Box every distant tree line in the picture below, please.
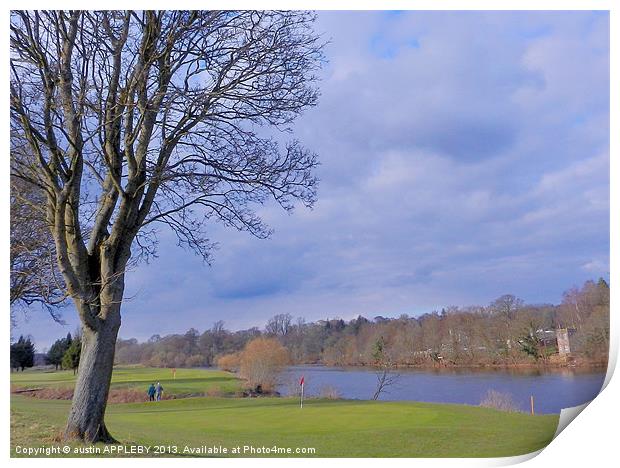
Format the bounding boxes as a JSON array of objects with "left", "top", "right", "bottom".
[
  {"left": 114, "top": 321, "right": 261, "bottom": 368},
  {"left": 10, "top": 332, "right": 81, "bottom": 374},
  {"left": 111, "top": 278, "right": 609, "bottom": 369}
]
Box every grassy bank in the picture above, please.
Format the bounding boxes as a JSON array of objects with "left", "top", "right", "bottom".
[{"left": 11, "top": 394, "right": 558, "bottom": 458}]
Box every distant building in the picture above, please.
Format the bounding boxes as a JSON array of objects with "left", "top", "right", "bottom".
[
  {"left": 534, "top": 328, "right": 574, "bottom": 356},
  {"left": 556, "top": 328, "right": 571, "bottom": 355}
]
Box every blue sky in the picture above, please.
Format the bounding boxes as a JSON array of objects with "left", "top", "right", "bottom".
[{"left": 13, "top": 11, "right": 610, "bottom": 350}]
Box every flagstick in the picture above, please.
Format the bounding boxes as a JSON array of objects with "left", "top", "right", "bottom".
[{"left": 300, "top": 382, "right": 304, "bottom": 409}]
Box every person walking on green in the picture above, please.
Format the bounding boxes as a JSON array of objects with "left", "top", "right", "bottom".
[
  {"left": 156, "top": 382, "right": 164, "bottom": 401},
  {"left": 147, "top": 383, "right": 156, "bottom": 402}
]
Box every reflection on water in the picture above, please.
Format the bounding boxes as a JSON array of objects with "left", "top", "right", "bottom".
[{"left": 278, "top": 365, "right": 607, "bottom": 414}]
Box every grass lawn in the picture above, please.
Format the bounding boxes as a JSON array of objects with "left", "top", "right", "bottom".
[
  {"left": 10, "top": 366, "right": 241, "bottom": 397},
  {"left": 10, "top": 392, "right": 559, "bottom": 458}
]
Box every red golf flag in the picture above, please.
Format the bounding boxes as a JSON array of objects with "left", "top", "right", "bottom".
[{"left": 300, "top": 376, "right": 305, "bottom": 386}]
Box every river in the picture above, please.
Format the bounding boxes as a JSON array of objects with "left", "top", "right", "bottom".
[{"left": 277, "top": 365, "right": 607, "bottom": 414}]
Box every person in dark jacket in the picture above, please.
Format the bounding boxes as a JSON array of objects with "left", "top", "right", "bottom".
[{"left": 147, "top": 383, "right": 156, "bottom": 401}]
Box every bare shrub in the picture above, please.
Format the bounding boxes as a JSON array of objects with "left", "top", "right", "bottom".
[
  {"left": 480, "top": 389, "right": 521, "bottom": 412},
  {"left": 218, "top": 338, "right": 289, "bottom": 392},
  {"left": 216, "top": 352, "right": 241, "bottom": 372},
  {"left": 239, "top": 337, "right": 290, "bottom": 392},
  {"left": 318, "top": 384, "right": 340, "bottom": 399}
]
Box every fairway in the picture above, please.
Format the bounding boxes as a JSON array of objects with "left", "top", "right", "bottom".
[
  {"left": 11, "top": 368, "right": 560, "bottom": 458},
  {"left": 11, "top": 366, "right": 241, "bottom": 397}
]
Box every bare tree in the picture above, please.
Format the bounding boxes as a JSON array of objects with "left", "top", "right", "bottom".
[
  {"left": 265, "top": 312, "right": 293, "bottom": 336},
  {"left": 371, "top": 336, "right": 400, "bottom": 400},
  {"left": 489, "top": 294, "right": 524, "bottom": 320},
  {"left": 560, "top": 287, "right": 584, "bottom": 328},
  {"left": 372, "top": 367, "right": 401, "bottom": 401},
  {"left": 10, "top": 10, "right": 323, "bottom": 443}
]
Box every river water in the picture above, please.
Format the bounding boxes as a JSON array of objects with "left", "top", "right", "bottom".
[{"left": 278, "top": 365, "right": 607, "bottom": 414}]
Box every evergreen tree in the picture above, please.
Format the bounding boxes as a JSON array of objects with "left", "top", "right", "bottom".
[
  {"left": 62, "top": 336, "right": 81, "bottom": 375},
  {"left": 46, "top": 333, "right": 72, "bottom": 370},
  {"left": 10, "top": 335, "right": 35, "bottom": 371}
]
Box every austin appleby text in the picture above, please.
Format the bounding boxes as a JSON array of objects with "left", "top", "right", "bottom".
[{"left": 77, "top": 445, "right": 153, "bottom": 455}]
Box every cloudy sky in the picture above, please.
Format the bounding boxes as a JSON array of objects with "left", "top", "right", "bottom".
[{"left": 14, "top": 11, "right": 610, "bottom": 350}]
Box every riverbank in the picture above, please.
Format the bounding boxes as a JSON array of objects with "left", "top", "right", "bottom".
[{"left": 315, "top": 358, "right": 608, "bottom": 370}]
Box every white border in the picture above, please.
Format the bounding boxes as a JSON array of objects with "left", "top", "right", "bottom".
[{"left": 2, "top": 1, "right": 617, "bottom": 467}]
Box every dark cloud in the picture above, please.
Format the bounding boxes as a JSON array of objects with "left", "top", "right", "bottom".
[{"left": 414, "top": 117, "right": 517, "bottom": 161}]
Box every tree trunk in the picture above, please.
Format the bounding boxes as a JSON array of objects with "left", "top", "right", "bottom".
[{"left": 64, "top": 308, "right": 120, "bottom": 443}]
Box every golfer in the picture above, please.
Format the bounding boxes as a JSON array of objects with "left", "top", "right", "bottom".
[
  {"left": 156, "top": 382, "right": 164, "bottom": 401},
  {"left": 147, "top": 383, "right": 156, "bottom": 402}
]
